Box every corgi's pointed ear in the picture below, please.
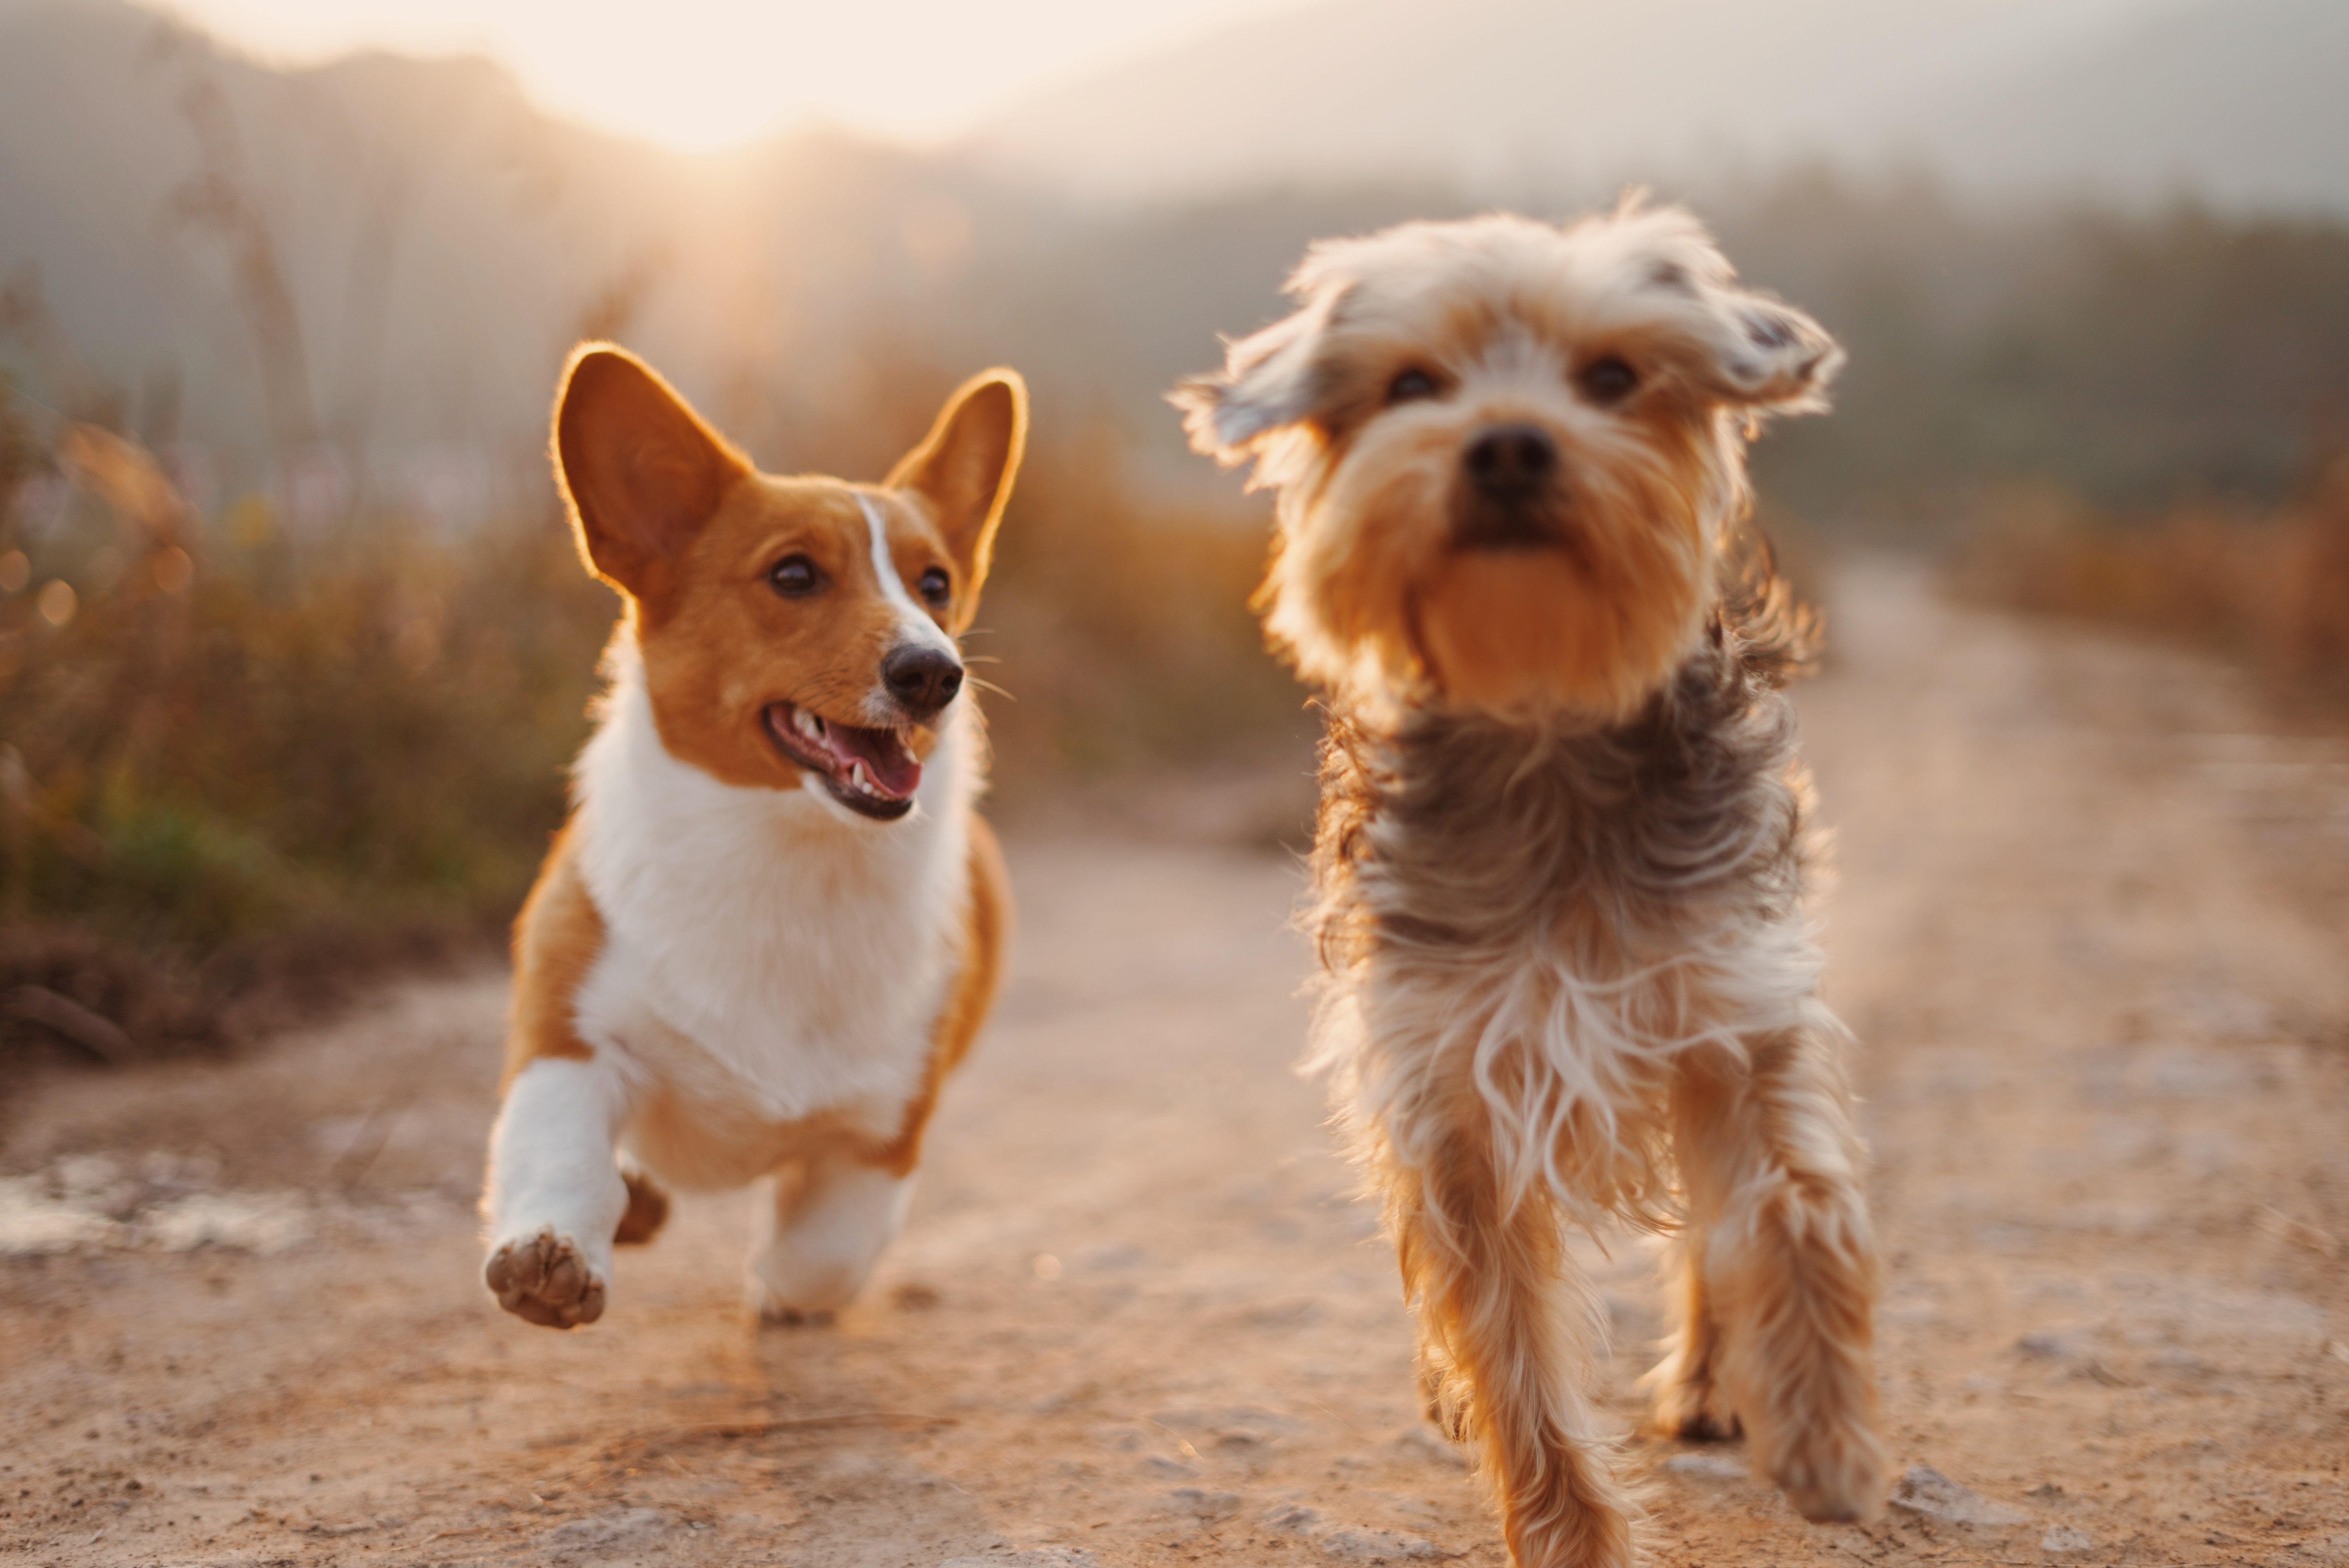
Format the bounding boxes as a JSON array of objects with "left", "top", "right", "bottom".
[
  {"left": 887, "top": 368, "right": 1026, "bottom": 609},
  {"left": 553, "top": 343, "right": 750, "bottom": 596}
]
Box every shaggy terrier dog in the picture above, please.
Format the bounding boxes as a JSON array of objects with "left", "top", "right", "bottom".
[{"left": 1174, "top": 203, "right": 1887, "bottom": 1568}]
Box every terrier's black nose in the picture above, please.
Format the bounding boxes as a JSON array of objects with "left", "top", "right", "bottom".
[
  {"left": 882, "top": 645, "right": 963, "bottom": 715},
  {"left": 1464, "top": 424, "right": 1557, "bottom": 497}
]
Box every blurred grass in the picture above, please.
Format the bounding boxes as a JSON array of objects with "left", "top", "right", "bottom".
[
  {"left": 976, "top": 425, "right": 1300, "bottom": 790},
  {"left": 0, "top": 417, "right": 614, "bottom": 1064},
  {"left": 0, "top": 368, "right": 1300, "bottom": 1071},
  {"left": 1951, "top": 455, "right": 2349, "bottom": 711}
]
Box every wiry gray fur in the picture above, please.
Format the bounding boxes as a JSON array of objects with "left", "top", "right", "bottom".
[
  {"left": 1304, "top": 558, "right": 1833, "bottom": 1227},
  {"left": 1316, "top": 612, "right": 1808, "bottom": 961}
]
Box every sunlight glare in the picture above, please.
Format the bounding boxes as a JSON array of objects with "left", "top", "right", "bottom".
[{"left": 157, "top": 0, "right": 1300, "bottom": 150}]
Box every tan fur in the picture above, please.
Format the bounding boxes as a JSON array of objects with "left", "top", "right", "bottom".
[
  {"left": 878, "top": 815, "right": 1011, "bottom": 1175},
  {"left": 1385, "top": 1089, "right": 1636, "bottom": 1568},
  {"left": 502, "top": 822, "right": 601, "bottom": 1086},
  {"left": 1178, "top": 204, "right": 1884, "bottom": 1568},
  {"left": 1649, "top": 1034, "right": 1883, "bottom": 1518}
]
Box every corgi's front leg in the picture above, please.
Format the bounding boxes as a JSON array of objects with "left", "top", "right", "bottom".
[
  {"left": 484, "top": 1053, "right": 632, "bottom": 1329},
  {"left": 749, "top": 1155, "right": 916, "bottom": 1323}
]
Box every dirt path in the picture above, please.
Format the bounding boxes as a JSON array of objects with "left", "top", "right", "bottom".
[{"left": 4, "top": 561, "right": 2347, "bottom": 1568}]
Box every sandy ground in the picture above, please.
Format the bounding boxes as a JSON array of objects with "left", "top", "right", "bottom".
[{"left": 3, "top": 560, "right": 2347, "bottom": 1568}]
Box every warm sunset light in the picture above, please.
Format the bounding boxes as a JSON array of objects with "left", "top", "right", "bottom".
[{"left": 156, "top": 0, "right": 1299, "bottom": 149}]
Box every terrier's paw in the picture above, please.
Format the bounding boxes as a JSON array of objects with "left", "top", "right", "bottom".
[
  {"left": 1766, "top": 1423, "right": 1888, "bottom": 1525},
  {"left": 1649, "top": 1375, "right": 1741, "bottom": 1444},
  {"left": 1670, "top": 1406, "right": 1743, "bottom": 1445},
  {"left": 1416, "top": 1356, "right": 1475, "bottom": 1442},
  {"left": 485, "top": 1227, "right": 607, "bottom": 1329},
  {"left": 1646, "top": 1335, "right": 1743, "bottom": 1445}
]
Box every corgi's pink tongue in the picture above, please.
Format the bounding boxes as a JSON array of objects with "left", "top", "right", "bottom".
[{"left": 822, "top": 723, "right": 921, "bottom": 800}]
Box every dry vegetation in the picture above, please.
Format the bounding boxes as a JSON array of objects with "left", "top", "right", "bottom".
[
  {"left": 1953, "top": 457, "right": 2349, "bottom": 714},
  {"left": 0, "top": 389, "right": 611, "bottom": 1065}
]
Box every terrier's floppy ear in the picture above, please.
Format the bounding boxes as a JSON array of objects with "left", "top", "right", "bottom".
[
  {"left": 1171, "top": 289, "right": 1341, "bottom": 465},
  {"left": 554, "top": 344, "right": 751, "bottom": 597},
  {"left": 886, "top": 369, "right": 1027, "bottom": 613},
  {"left": 1684, "top": 288, "right": 1843, "bottom": 413},
  {"left": 1605, "top": 204, "right": 1844, "bottom": 415}
]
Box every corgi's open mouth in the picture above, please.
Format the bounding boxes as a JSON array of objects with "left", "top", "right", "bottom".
[{"left": 764, "top": 703, "right": 921, "bottom": 822}]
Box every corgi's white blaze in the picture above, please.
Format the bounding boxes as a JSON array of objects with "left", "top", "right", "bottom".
[
  {"left": 483, "top": 1053, "right": 630, "bottom": 1284},
  {"left": 858, "top": 492, "right": 960, "bottom": 728},
  {"left": 564, "top": 633, "right": 975, "bottom": 1173}
]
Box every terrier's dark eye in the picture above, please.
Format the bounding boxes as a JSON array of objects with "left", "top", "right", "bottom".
[
  {"left": 917, "top": 567, "right": 951, "bottom": 607},
  {"left": 769, "top": 554, "right": 822, "bottom": 597},
  {"left": 1578, "top": 357, "right": 1640, "bottom": 406},
  {"left": 1386, "top": 368, "right": 1441, "bottom": 405}
]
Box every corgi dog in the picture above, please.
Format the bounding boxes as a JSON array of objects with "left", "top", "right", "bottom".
[{"left": 481, "top": 344, "right": 1024, "bottom": 1329}]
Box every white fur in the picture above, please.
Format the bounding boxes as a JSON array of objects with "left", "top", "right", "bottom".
[
  {"left": 1321, "top": 899, "right": 1835, "bottom": 1227},
  {"left": 571, "top": 634, "right": 973, "bottom": 1175},
  {"left": 749, "top": 1159, "right": 919, "bottom": 1315},
  {"left": 861, "top": 496, "right": 959, "bottom": 657},
  {"left": 483, "top": 1054, "right": 631, "bottom": 1284},
  {"left": 859, "top": 493, "right": 959, "bottom": 725}
]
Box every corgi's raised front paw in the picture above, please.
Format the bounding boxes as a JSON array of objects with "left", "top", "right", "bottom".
[{"left": 486, "top": 1226, "right": 607, "bottom": 1329}]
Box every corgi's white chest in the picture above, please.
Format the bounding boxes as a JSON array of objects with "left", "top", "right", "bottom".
[{"left": 567, "top": 649, "right": 973, "bottom": 1133}]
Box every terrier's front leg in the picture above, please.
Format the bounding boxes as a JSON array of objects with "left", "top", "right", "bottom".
[
  {"left": 1665, "top": 1028, "right": 1887, "bottom": 1523},
  {"left": 483, "top": 1054, "right": 632, "bottom": 1329},
  {"left": 1384, "top": 1121, "right": 1634, "bottom": 1568},
  {"left": 749, "top": 1155, "right": 915, "bottom": 1323},
  {"left": 1645, "top": 1225, "right": 1739, "bottom": 1443}
]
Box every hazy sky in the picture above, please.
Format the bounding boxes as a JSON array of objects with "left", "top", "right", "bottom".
[{"left": 154, "top": 0, "right": 1304, "bottom": 149}]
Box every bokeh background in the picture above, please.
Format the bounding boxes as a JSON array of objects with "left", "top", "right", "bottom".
[{"left": 2, "top": 0, "right": 2346, "bottom": 1066}]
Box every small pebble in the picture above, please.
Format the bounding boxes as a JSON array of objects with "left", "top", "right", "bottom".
[
  {"left": 1315, "top": 1525, "right": 1445, "bottom": 1561},
  {"left": 1888, "top": 1465, "right": 2027, "bottom": 1528},
  {"left": 1169, "top": 1488, "right": 1241, "bottom": 1522}
]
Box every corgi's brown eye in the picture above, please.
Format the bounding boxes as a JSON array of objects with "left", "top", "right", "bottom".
[
  {"left": 917, "top": 567, "right": 951, "bottom": 606},
  {"left": 1387, "top": 368, "right": 1441, "bottom": 405},
  {"left": 1578, "top": 357, "right": 1639, "bottom": 406},
  {"left": 769, "top": 554, "right": 822, "bottom": 597}
]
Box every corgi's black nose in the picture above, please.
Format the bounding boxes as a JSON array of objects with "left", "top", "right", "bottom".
[
  {"left": 1464, "top": 424, "right": 1557, "bottom": 498},
  {"left": 883, "top": 645, "right": 963, "bottom": 716}
]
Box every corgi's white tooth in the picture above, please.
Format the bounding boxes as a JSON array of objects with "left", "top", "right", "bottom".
[
  {"left": 794, "top": 708, "right": 824, "bottom": 741},
  {"left": 851, "top": 761, "right": 874, "bottom": 795}
]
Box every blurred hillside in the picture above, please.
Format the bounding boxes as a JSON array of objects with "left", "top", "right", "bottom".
[
  {"left": 975, "top": 0, "right": 2349, "bottom": 215},
  {"left": 6, "top": 0, "right": 2349, "bottom": 522},
  {"left": 3, "top": 0, "right": 2349, "bottom": 1058}
]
